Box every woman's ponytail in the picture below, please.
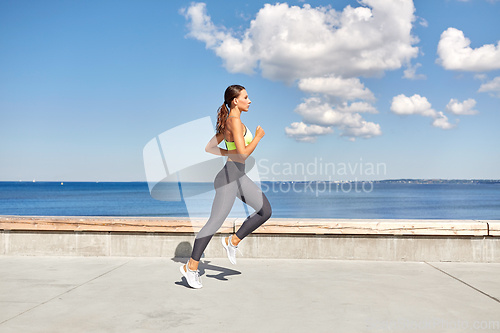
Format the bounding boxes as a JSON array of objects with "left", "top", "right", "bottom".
[
  {"left": 215, "top": 85, "right": 245, "bottom": 135},
  {"left": 215, "top": 102, "right": 229, "bottom": 135}
]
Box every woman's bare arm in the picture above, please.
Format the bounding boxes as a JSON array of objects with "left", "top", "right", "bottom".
[
  {"left": 205, "top": 132, "right": 228, "bottom": 156},
  {"left": 204, "top": 132, "right": 248, "bottom": 157}
]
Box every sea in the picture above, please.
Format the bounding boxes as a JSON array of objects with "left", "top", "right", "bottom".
[{"left": 0, "top": 181, "right": 499, "bottom": 220}]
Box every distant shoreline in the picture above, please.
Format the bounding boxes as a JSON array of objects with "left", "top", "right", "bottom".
[{"left": 2, "top": 179, "right": 499, "bottom": 184}]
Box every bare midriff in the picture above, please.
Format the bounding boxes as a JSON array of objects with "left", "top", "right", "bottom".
[{"left": 227, "top": 156, "right": 245, "bottom": 164}]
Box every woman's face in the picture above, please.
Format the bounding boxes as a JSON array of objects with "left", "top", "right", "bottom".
[{"left": 234, "top": 89, "right": 251, "bottom": 112}]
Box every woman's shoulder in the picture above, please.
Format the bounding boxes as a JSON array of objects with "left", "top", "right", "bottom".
[
  {"left": 225, "top": 116, "right": 243, "bottom": 129},
  {"left": 226, "top": 116, "right": 241, "bottom": 122}
]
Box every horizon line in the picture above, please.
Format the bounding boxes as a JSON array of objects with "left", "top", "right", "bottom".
[{"left": 1, "top": 179, "right": 499, "bottom": 183}]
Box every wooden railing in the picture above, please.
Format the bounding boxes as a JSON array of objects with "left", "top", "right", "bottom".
[{"left": 1, "top": 216, "right": 498, "bottom": 236}]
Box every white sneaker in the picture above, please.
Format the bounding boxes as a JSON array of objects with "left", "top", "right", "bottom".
[
  {"left": 221, "top": 234, "right": 243, "bottom": 265},
  {"left": 180, "top": 262, "right": 202, "bottom": 289}
]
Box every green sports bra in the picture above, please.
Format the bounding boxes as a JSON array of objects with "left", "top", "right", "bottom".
[{"left": 224, "top": 116, "right": 253, "bottom": 151}]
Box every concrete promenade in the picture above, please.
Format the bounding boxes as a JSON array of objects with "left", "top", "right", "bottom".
[{"left": 0, "top": 255, "right": 499, "bottom": 332}]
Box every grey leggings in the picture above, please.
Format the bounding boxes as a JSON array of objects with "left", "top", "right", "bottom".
[{"left": 191, "top": 160, "right": 272, "bottom": 261}]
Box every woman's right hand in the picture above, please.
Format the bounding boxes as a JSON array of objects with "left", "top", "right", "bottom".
[{"left": 255, "top": 126, "right": 265, "bottom": 139}]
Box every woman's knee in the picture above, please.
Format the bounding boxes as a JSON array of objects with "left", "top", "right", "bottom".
[{"left": 257, "top": 199, "right": 272, "bottom": 220}]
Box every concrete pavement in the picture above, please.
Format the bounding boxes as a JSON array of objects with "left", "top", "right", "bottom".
[{"left": 0, "top": 256, "right": 499, "bottom": 332}]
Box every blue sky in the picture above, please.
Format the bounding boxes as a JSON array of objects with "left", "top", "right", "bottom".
[{"left": 1, "top": 0, "right": 499, "bottom": 182}]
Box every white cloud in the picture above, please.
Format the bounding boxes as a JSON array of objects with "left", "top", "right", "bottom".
[
  {"left": 294, "top": 76, "right": 379, "bottom": 141},
  {"left": 419, "top": 18, "right": 428, "bottom": 27},
  {"left": 291, "top": 79, "right": 380, "bottom": 141},
  {"left": 179, "top": 3, "right": 256, "bottom": 75},
  {"left": 295, "top": 97, "right": 364, "bottom": 127},
  {"left": 390, "top": 94, "right": 457, "bottom": 129},
  {"left": 432, "top": 112, "right": 457, "bottom": 130},
  {"left": 445, "top": 98, "right": 478, "bottom": 115},
  {"left": 288, "top": 97, "right": 382, "bottom": 141},
  {"left": 182, "top": 1, "right": 420, "bottom": 82},
  {"left": 284, "top": 122, "right": 334, "bottom": 143},
  {"left": 474, "top": 73, "right": 487, "bottom": 80},
  {"left": 390, "top": 94, "right": 437, "bottom": 117},
  {"left": 339, "top": 121, "right": 383, "bottom": 140},
  {"left": 478, "top": 76, "right": 500, "bottom": 97},
  {"left": 337, "top": 101, "right": 379, "bottom": 113},
  {"left": 436, "top": 27, "right": 500, "bottom": 72},
  {"left": 403, "top": 63, "right": 426, "bottom": 80},
  {"left": 182, "top": 1, "right": 421, "bottom": 142},
  {"left": 297, "top": 76, "right": 375, "bottom": 101}
]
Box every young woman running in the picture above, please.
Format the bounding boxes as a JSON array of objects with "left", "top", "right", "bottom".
[{"left": 180, "top": 85, "right": 272, "bottom": 289}]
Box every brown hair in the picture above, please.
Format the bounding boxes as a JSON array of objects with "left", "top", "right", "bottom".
[{"left": 215, "top": 85, "right": 246, "bottom": 135}]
